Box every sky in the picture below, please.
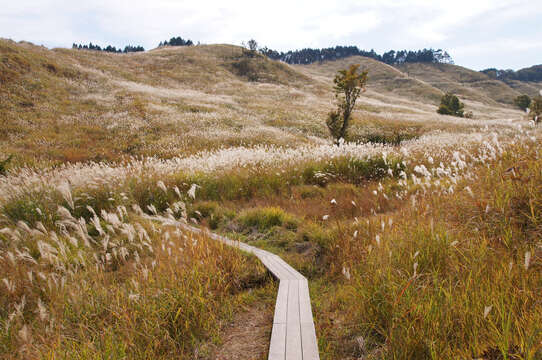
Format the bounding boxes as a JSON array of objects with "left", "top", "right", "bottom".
[{"left": 1, "top": 0, "right": 541, "bottom": 70}]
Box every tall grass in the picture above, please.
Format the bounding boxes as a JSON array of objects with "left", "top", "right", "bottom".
[
  {"left": 0, "top": 189, "right": 270, "bottom": 359},
  {"left": 313, "top": 143, "right": 542, "bottom": 359}
]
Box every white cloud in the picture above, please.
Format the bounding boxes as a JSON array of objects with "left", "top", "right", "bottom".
[{"left": 0, "top": 0, "right": 540, "bottom": 69}]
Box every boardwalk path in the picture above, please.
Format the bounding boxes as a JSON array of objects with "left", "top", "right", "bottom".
[{"left": 182, "top": 224, "right": 320, "bottom": 360}]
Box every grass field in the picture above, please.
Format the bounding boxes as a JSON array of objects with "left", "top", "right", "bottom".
[{"left": 1, "top": 39, "right": 541, "bottom": 359}]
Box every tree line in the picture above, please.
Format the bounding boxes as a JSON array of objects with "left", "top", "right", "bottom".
[
  {"left": 481, "top": 65, "right": 542, "bottom": 83},
  {"left": 259, "top": 45, "right": 454, "bottom": 65},
  {"left": 72, "top": 43, "right": 144, "bottom": 53},
  {"left": 158, "top": 36, "right": 194, "bottom": 47}
]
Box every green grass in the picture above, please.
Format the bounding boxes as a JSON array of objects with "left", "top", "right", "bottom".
[{"left": 237, "top": 207, "right": 300, "bottom": 232}]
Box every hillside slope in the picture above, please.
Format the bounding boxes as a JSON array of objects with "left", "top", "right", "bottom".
[
  {"left": 297, "top": 55, "right": 444, "bottom": 104},
  {"left": 396, "top": 62, "right": 523, "bottom": 106},
  {"left": 0, "top": 39, "right": 525, "bottom": 168},
  {"left": 0, "top": 39, "right": 327, "bottom": 165}
]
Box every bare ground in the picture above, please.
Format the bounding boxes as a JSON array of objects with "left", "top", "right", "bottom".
[{"left": 205, "top": 301, "right": 274, "bottom": 360}]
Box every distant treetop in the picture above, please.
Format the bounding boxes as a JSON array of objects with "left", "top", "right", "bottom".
[
  {"left": 259, "top": 45, "right": 454, "bottom": 66},
  {"left": 159, "top": 36, "right": 194, "bottom": 47},
  {"left": 481, "top": 65, "right": 542, "bottom": 83},
  {"left": 72, "top": 42, "right": 144, "bottom": 53}
]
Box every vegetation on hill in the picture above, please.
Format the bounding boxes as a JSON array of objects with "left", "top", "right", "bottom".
[
  {"left": 437, "top": 93, "right": 465, "bottom": 117},
  {"left": 514, "top": 94, "right": 531, "bottom": 111},
  {"left": 158, "top": 36, "right": 194, "bottom": 47},
  {"left": 72, "top": 42, "right": 144, "bottom": 53},
  {"left": 1, "top": 38, "right": 540, "bottom": 359},
  {"left": 326, "top": 64, "right": 368, "bottom": 144},
  {"left": 397, "top": 62, "right": 524, "bottom": 106},
  {"left": 261, "top": 45, "right": 454, "bottom": 65},
  {"left": 481, "top": 64, "right": 542, "bottom": 83}
]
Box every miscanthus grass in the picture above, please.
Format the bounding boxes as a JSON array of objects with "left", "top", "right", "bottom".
[
  {"left": 310, "top": 140, "right": 542, "bottom": 359},
  {"left": 0, "top": 99, "right": 539, "bottom": 359},
  {"left": 0, "top": 184, "right": 269, "bottom": 359}
]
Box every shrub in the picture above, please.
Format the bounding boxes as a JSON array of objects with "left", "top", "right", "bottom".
[
  {"left": 231, "top": 57, "right": 259, "bottom": 81},
  {"left": 189, "top": 201, "right": 224, "bottom": 229},
  {"left": 297, "top": 222, "right": 331, "bottom": 247},
  {"left": 514, "top": 94, "right": 531, "bottom": 111},
  {"left": 437, "top": 93, "right": 464, "bottom": 117},
  {"left": 362, "top": 132, "right": 418, "bottom": 145}
]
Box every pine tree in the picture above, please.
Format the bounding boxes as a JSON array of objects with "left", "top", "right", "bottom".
[{"left": 437, "top": 93, "right": 465, "bottom": 117}]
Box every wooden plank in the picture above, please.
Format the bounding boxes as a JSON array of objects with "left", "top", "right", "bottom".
[
  {"left": 268, "top": 256, "right": 298, "bottom": 280},
  {"left": 180, "top": 223, "right": 320, "bottom": 360},
  {"left": 268, "top": 323, "right": 286, "bottom": 360},
  {"left": 287, "top": 280, "right": 300, "bottom": 324},
  {"left": 286, "top": 320, "right": 302, "bottom": 359},
  {"left": 301, "top": 322, "right": 320, "bottom": 360},
  {"left": 259, "top": 256, "right": 283, "bottom": 279},
  {"left": 273, "top": 280, "right": 289, "bottom": 324},
  {"left": 299, "top": 279, "right": 313, "bottom": 324},
  {"left": 271, "top": 255, "right": 305, "bottom": 280}
]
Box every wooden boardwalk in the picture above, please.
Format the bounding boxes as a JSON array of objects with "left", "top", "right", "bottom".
[{"left": 182, "top": 224, "right": 320, "bottom": 360}]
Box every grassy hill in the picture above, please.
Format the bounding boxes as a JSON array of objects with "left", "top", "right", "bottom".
[
  {"left": 0, "top": 39, "right": 325, "bottom": 166},
  {"left": 0, "top": 39, "right": 540, "bottom": 360},
  {"left": 297, "top": 55, "right": 444, "bottom": 104},
  {"left": 1, "top": 39, "right": 529, "bottom": 171},
  {"left": 395, "top": 62, "right": 525, "bottom": 106},
  {"left": 505, "top": 79, "right": 542, "bottom": 98}
]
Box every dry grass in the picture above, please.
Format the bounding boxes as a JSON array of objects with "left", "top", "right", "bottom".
[
  {"left": 312, "top": 142, "right": 542, "bottom": 359},
  {"left": 0, "top": 190, "right": 272, "bottom": 359},
  {"left": 396, "top": 62, "right": 523, "bottom": 106},
  {"left": 0, "top": 39, "right": 527, "bottom": 169},
  {"left": 1, "top": 38, "right": 541, "bottom": 359}
]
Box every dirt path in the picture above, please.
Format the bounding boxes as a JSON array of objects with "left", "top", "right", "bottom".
[{"left": 206, "top": 302, "right": 273, "bottom": 360}]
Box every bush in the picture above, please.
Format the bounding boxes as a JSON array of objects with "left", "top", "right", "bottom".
[
  {"left": 362, "top": 132, "right": 418, "bottom": 146},
  {"left": 297, "top": 222, "right": 331, "bottom": 247},
  {"left": 231, "top": 57, "right": 259, "bottom": 81},
  {"left": 514, "top": 94, "right": 531, "bottom": 111},
  {"left": 437, "top": 93, "right": 464, "bottom": 117},
  {"left": 189, "top": 201, "right": 225, "bottom": 229}
]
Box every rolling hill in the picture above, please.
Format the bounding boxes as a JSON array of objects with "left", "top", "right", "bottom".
[
  {"left": 0, "top": 38, "right": 531, "bottom": 168},
  {"left": 1, "top": 38, "right": 541, "bottom": 360},
  {"left": 396, "top": 62, "right": 525, "bottom": 106}
]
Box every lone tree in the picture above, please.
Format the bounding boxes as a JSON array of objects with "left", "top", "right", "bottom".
[
  {"left": 326, "top": 64, "right": 368, "bottom": 144},
  {"left": 437, "top": 93, "right": 464, "bottom": 117},
  {"left": 514, "top": 94, "right": 531, "bottom": 111},
  {"left": 247, "top": 39, "right": 258, "bottom": 51},
  {"left": 529, "top": 96, "right": 542, "bottom": 124}
]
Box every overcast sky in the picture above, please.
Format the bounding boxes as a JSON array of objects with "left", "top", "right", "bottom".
[{"left": 1, "top": 0, "right": 541, "bottom": 70}]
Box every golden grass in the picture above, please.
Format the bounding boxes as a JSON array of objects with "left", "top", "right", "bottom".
[
  {"left": 0, "top": 211, "right": 271, "bottom": 359},
  {"left": 1, "top": 38, "right": 540, "bottom": 359},
  {"left": 0, "top": 39, "right": 526, "bottom": 168}
]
